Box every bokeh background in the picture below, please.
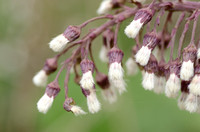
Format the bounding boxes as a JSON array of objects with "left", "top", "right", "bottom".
[{"left": 1, "top": 0, "right": 200, "bottom": 132}]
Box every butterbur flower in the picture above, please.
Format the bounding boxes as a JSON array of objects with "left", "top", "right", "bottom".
[
  {"left": 180, "top": 44, "right": 197, "bottom": 81},
  {"left": 178, "top": 81, "right": 189, "bottom": 110},
  {"left": 37, "top": 81, "right": 60, "bottom": 114},
  {"left": 108, "top": 47, "right": 126, "bottom": 94},
  {"left": 125, "top": 57, "right": 138, "bottom": 76},
  {"left": 125, "top": 8, "right": 154, "bottom": 39},
  {"left": 82, "top": 87, "right": 101, "bottom": 114},
  {"left": 185, "top": 93, "right": 198, "bottom": 113},
  {"left": 135, "top": 32, "right": 159, "bottom": 66},
  {"left": 63, "top": 98, "right": 87, "bottom": 116},
  {"left": 165, "top": 59, "right": 181, "bottom": 98},
  {"left": 33, "top": 57, "right": 58, "bottom": 87},
  {"left": 96, "top": 72, "right": 117, "bottom": 103},
  {"left": 80, "top": 59, "right": 95, "bottom": 90},
  {"left": 49, "top": 26, "right": 81, "bottom": 52},
  {"left": 142, "top": 55, "right": 158, "bottom": 90},
  {"left": 99, "top": 45, "right": 109, "bottom": 62},
  {"left": 188, "top": 65, "right": 200, "bottom": 96}
]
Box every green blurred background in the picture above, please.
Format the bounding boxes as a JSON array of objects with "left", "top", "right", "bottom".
[{"left": 1, "top": 0, "right": 200, "bottom": 132}]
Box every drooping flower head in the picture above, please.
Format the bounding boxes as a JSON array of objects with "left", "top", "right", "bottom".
[
  {"left": 178, "top": 81, "right": 190, "bottom": 110},
  {"left": 37, "top": 81, "right": 60, "bottom": 114},
  {"left": 180, "top": 44, "right": 197, "bottom": 81},
  {"left": 108, "top": 47, "right": 126, "bottom": 94},
  {"left": 49, "top": 26, "right": 81, "bottom": 52},
  {"left": 125, "top": 8, "right": 154, "bottom": 39}
]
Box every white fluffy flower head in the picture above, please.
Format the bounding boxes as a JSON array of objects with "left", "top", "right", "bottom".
[
  {"left": 124, "top": 18, "right": 143, "bottom": 39},
  {"left": 97, "top": 0, "right": 112, "bottom": 15},
  {"left": 49, "top": 34, "right": 69, "bottom": 52},
  {"left": 197, "top": 48, "right": 200, "bottom": 60},
  {"left": 180, "top": 60, "right": 194, "bottom": 81},
  {"left": 165, "top": 73, "right": 181, "bottom": 98},
  {"left": 102, "top": 86, "right": 117, "bottom": 104},
  {"left": 71, "top": 105, "right": 87, "bottom": 116},
  {"left": 37, "top": 93, "right": 54, "bottom": 114},
  {"left": 178, "top": 92, "right": 188, "bottom": 110},
  {"left": 154, "top": 76, "right": 166, "bottom": 94},
  {"left": 33, "top": 70, "right": 48, "bottom": 87},
  {"left": 142, "top": 71, "right": 155, "bottom": 90},
  {"left": 125, "top": 57, "right": 138, "bottom": 76},
  {"left": 188, "top": 75, "right": 200, "bottom": 96},
  {"left": 135, "top": 46, "right": 151, "bottom": 66},
  {"left": 80, "top": 71, "right": 94, "bottom": 90},
  {"left": 99, "top": 45, "right": 109, "bottom": 62},
  {"left": 87, "top": 90, "right": 101, "bottom": 114},
  {"left": 185, "top": 93, "right": 198, "bottom": 113}
]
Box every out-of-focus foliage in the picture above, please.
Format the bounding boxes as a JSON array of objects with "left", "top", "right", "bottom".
[{"left": 1, "top": 0, "right": 200, "bottom": 132}]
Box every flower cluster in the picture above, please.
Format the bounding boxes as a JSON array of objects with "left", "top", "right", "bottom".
[{"left": 33, "top": 0, "right": 200, "bottom": 116}]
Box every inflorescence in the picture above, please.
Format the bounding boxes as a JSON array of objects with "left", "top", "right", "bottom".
[{"left": 33, "top": 0, "right": 200, "bottom": 115}]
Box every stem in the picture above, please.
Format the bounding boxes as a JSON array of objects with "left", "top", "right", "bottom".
[
  {"left": 79, "top": 15, "right": 113, "bottom": 28},
  {"left": 64, "top": 65, "right": 72, "bottom": 99},
  {"left": 153, "top": 7, "right": 165, "bottom": 31},
  {"left": 114, "top": 22, "right": 121, "bottom": 47},
  {"left": 169, "top": 12, "right": 185, "bottom": 61},
  {"left": 178, "top": 21, "right": 190, "bottom": 58},
  {"left": 191, "top": 11, "right": 199, "bottom": 45},
  {"left": 89, "top": 43, "right": 98, "bottom": 72}
]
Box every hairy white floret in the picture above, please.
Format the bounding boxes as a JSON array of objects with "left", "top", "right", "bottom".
[
  {"left": 133, "top": 0, "right": 146, "bottom": 4},
  {"left": 108, "top": 62, "right": 126, "bottom": 94},
  {"left": 180, "top": 60, "right": 194, "bottom": 81},
  {"left": 102, "top": 86, "right": 117, "bottom": 104},
  {"left": 99, "top": 46, "right": 108, "bottom": 62},
  {"left": 165, "top": 73, "right": 181, "bottom": 98},
  {"left": 87, "top": 91, "right": 101, "bottom": 114},
  {"left": 49, "top": 34, "right": 69, "bottom": 52},
  {"left": 125, "top": 57, "right": 138, "bottom": 76},
  {"left": 142, "top": 72, "right": 155, "bottom": 90},
  {"left": 178, "top": 92, "right": 188, "bottom": 110},
  {"left": 154, "top": 76, "right": 166, "bottom": 94},
  {"left": 185, "top": 93, "right": 198, "bottom": 113},
  {"left": 71, "top": 105, "right": 87, "bottom": 116},
  {"left": 80, "top": 71, "right": 94, "bottom": 90},
  {"left": 97, "top": 0, "right": 112, "bottom": 15},
  {"left": 33, "top": 70, "right": 48, "bottom": 87},
  {"left": 37, "top": 93, "right": 54, "bottom": 114},
  {"left": 197, "top": 48, "right": 200, "bottom": 60},
  {"left": 135, "top": 46, "right": 151, "bottom": 66},
  {"left": 189, "top": 75, "right": 200, "bottom": 96},
  {"left": 124, "top": 18, "right": 143, "bottom": 39}
]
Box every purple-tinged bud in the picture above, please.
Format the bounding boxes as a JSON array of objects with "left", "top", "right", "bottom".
[
  {"left": 135, "top": 32, "right": 159, "bottom": 66},
  {"left": 37, "top": 81, "right": 60, "bottom": 114},
  {"left": 108, "top": 47, "right": 126, "bottom": 94},
  {"left": 43, "top": 57, "right": 58, "bottom": 75},
  {"left": 96, "top": 72, "right": 110, "bottom": 89},
  {"left": 80, "top": 59, "right": 95, "bottom": 90},
  {"left": 63, "top": 97, "right": 87, "bottom": 116},
  {"left": 165, "top": 59, "right": 181, "bottom": 98},
  {"left": 49, "top": 25, "right": 81, "bottom": 52},
  {"left": 125, "top": 8, "right": 154, "bottom": 39},
  {"left": 188, "top": 65, "right": 200, "bottom": 96},
  {"left": 180, "top": 44, "right": 197, "bottom": 81},
  {"left": 142, "top": 55, "right": 158, "bottom": 90}
]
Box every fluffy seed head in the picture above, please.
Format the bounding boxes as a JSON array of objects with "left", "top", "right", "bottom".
[
  {"left": 33, "top": 70, "right": 48, "bottom": 87},
  {"left": 49, "top": 34, "right": 69, "bottom": 52},
  {"left": 125, "top": 57, "right": 138, "bottom": 76},
  {"left": 99, "top": 46, "right": 109, "bottom": 62},
  {"left": 178, "top": 92, "right": 188, "bottom": 110},
  {"left": 154, "top": 76, "right": 166, "bottom": 94},
  {"left": 37, "top": 93, "right": 54, "bottom": 114},
  {"left": 165, "top": 73, "right": 181, "bottom": 98},
  {"left": 180, "top": 60, "right": 194, "bottom": 81},
  {"left": 185, "top": 93, "right": 198, "bottom": 113},
  {"left": 135, "top": 46, "right": 151, "bottom": 66},
  {"left": 102, "top": 86, "right": 117, "bottom": 104},
  {"left": 97, "top": 0, "right": 113, "bottom": 15},
  {"left": 142, "top": 71, "right": 155, "bottom": 90},
  {"left": 197, "top": 48, "right": 200, "bottom": 59},
  {"left": 124, "top": 18, "right": 143, "bottom": 39},
  {"left": 71, "top": 105, "right": 87, "bottom": 116},
  {"left": 87, "top": 89, "right": 101, "bottom": 114},
  {"left": 189, "top": 65, "right": 200, "bottom": 95}
]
